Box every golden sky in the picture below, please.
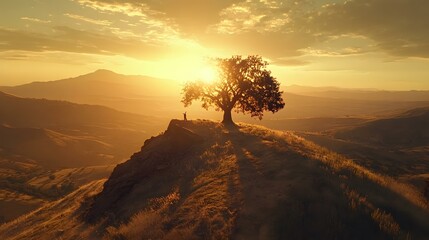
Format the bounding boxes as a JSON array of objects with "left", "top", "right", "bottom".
[{"left": 1, "top": 0, "right": 428, "bottom": 90}]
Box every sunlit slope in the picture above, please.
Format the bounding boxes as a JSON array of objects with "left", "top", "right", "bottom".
[
  {"left": 0, "top": 163, "right": 113, "bottom": 223},
  {"left": 0, "top": 180, "right": 105, "bottom": 240},
  {"left": 3, "top": 120, "right": 427, "bottom": 239}
]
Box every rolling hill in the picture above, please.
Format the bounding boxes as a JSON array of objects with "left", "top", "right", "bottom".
[
  {"left": 0, "top": 70, "right": 182, "bottom": 118},
  {"left": 295, "top": 107, "right": 429, "bottom": 205},
  {"left": 334, "top": 106, "right": 429, "bottom": 147},
  {"left": 0, "top": 91, "right": 165, "bottom": 168},
  {"left": 2, "top": 71, "right": 429, "bottom": 125},
  {"left": 0, "top": 91, "right": 167, "bottom": 222},
  {"left": 1, "top": 120, "right": 427, "bottom": 239},
  {"left": 0, "top": 69, "right": 179, "bottom": 99},
  {"left": 285, "top": 85, "right": 429, "bottom": 102}
]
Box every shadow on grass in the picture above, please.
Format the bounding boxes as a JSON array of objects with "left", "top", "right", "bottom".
[{"left": 225, "top": 125, "right": 429, "bottom": 239}]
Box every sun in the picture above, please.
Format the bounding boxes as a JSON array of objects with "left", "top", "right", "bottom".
[{"left": 198, "top": 65, "right": 219, "bottom": 83}]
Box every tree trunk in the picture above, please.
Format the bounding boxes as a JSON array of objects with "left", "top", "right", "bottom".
[{"left": 222, "top": 109, "right": 233, "bottom": 124}]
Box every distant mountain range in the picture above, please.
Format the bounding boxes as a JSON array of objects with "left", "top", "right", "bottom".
[
  {"left": 0, "top": 70, "right": 182, "bottom": 118},
  {"left": 2, "top": 70, "right": 429, "bottom": 122},
  {"left": 284, "top": 85, "right": 429, "bottom": 102},
  {"left": 0, "top": 69, "right": 179, "bottom": 99}
]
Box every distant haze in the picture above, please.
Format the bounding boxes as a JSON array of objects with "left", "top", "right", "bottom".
[{"left": 2, "top": 70, "right": 429, "bottom": 125}]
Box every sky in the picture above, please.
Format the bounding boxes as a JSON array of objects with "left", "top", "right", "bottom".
[{"left": 1, "top": 0, "right": 429, "bottom": 90}]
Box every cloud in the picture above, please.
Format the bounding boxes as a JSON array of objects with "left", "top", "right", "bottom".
[
  {"left": 73, "top": 0, "right": 318, "bottom": 62},
  {"left": 76, "top": 0, "right": 243, "bottom": 33},
  {"left": 0, "top": 26, "right": 169, "bottom": 59},
  {"left": 202, "top": 30, "right": 315, "bottom": 58},
  {"left": 309, "top": 0, "right": 429, "bottom": 58},
  {"left": 271, "top": 58, "right": 309, "bottom": 66},
  {"left": 12, "top": 0, "right": 429, "bottom": 62},
  {"left": 20, "top": 17, "right": 51, "bottom": 24},
  {"left": 64, "top": 13, "right": 112, "bottom": 26},
  {"left": 75, "top": 0, "right": 150, "bottom": 17}
]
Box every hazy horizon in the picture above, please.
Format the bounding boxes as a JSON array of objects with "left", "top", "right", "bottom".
[
  {"left": 1, "top": 0, "right": 429, "bottom": 90},
  {"left": 2, "top": 68, "right": 429, "bottom": 92}
]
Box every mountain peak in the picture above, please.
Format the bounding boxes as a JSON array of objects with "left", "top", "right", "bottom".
[
  {"left": 93, "top": 69, "right": 116, "bottom": 74},
  {"left": 87, "top": 69, "right": 119, "bottom": 77}
]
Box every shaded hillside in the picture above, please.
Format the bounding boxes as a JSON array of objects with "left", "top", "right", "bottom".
[
  {"left": 0, "top": 91, "right": 166, "bottom": 167},
  {"left": 0, "top": 91, "right": 165, "bottom": 222},
  {"left": 0, "top": 91, "right": 160, "bottom": 130},
  {"left": 335, "top": 107, "right": 429, "bottom": 147},
  {"left": 245, "top": 116, "right": 370, "bottom": 132},
  {"left": 0, "top": 125, "right": 112, "bottom": 168},
  {"left": 2, "top": 120, "right": 428, "bottom": 239}
]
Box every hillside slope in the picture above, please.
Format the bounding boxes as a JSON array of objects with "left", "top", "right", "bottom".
[
  {"left": 0, "top": 70, "right": 182, "bottom": 117},
  {"left": 0, "top": 91, "right": 165, "bottom": 222},
  {"left": 1, "top": 120, "right": 428, "bottom": 239},
  {"left": 0, "top": 91, "right": 165, "bottom": 168},
  {"left": 0, "top": 69, "right": 179, "bottom": 99},
  {"left": 0, "top": 125, "right": 113, "bottom": 168},
  {"left": 335, "top": 107, "right": 429, "bottom": 147}
]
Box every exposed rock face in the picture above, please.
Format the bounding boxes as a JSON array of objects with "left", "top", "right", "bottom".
[{"left": 85, "top": 120, "right": 202, "bottom": 222}]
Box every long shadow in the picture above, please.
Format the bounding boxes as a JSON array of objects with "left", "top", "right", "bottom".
[{"left": 224, "top": 125, "right": 429, "bottom": 239}]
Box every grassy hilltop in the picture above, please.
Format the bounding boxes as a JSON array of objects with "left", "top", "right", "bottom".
[{"left": 1, "top": 120, "right": 428, "bottom": 239}]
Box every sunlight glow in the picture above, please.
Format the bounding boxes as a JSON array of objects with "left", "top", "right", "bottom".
[{"left": 198, "top": 65, "right": 219, "bottom": 83}]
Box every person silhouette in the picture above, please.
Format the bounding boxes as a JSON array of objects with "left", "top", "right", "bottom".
[{"left": 183, "top": 111, "right": 187, "bottom": 121}]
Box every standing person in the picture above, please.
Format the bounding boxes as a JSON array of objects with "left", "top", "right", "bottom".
[{"left": 183, "top": 111, "right": 187, "bottom": 121}]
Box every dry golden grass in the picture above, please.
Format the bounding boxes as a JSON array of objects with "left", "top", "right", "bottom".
[
  {"left": 0, "top": 179, "right": 105, "bottom": 240},
  {"left": 1, "top": 120, "right": 428, "bottom": 239}
]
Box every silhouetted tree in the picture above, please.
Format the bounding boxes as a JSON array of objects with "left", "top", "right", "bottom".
[{"left": 182, "top": 55, "right": 285, "bottom": 124}]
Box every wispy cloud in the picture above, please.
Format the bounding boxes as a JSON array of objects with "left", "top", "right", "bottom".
[
  {"left": 209, "top": 1, "right": 291, "bottom": 34},
  {"left": 0, "top": 26, "right": 170, "bottom": 59},
  {"left": 21, "top": 17, "right": 51, "bottom": 24},
  {"left": 271, "top": 58, "right": 310, "bottom": 66},
  {"left": 307, "top": 0, "right": 429, "bottom": 58},
  {"left": 75, "top": 0, "right": 148, "bottom": 17},
  {"left": 64, "top": 13, "right": 111, "bottom": 26},
  {"left": 12, "top": 0, "right": 429, "bottom": 61}
]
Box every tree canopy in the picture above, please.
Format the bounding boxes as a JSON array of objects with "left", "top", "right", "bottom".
[{"left": 182, "top": 55, "right": 285, "bottom": 124}]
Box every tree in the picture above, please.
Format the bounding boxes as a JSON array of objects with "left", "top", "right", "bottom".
[{"left": 182, "top": 55, "right": 285, "bottom": 124}]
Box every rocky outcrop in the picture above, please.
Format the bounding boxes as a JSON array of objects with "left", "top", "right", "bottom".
[{"left": 85, "top": 120, "right": 202, "bottom": 222}]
